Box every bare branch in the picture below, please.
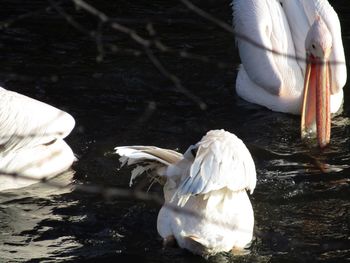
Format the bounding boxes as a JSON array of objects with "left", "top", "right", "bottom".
[
  {"left": 144, "top": 47, "right": 207, "bottom": 110},
  {"left": 0, "top": 6, "right": 52, "bottom": 30},
  {"left": 72, "top": 0, "right": 150, "bottom": 47},
  {"left": 49, "top": 0, "right": 94, "bottom": 36}
]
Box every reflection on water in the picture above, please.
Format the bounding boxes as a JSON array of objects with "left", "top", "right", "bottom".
[
  {"left": 0, "top": 171, "right": 78, "bottom": 262},
  {"left": 0, "top": 0, "right": 350, "bottom": 262}
]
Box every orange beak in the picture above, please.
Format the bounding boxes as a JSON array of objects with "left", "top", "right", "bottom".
[{"left": 301, "top": 55, "right": 331, "bottom": 148}]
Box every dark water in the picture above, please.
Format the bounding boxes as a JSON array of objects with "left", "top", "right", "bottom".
[{"left": 0, "top": 0, "right": 349, "bottom": 262}]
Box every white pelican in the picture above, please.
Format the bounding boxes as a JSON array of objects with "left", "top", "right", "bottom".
[
  {"left": 115, "top": 129, "right": 256, "bottom": 257},
  {"left": 232, "top": 0, "right": 347, "bottom": 148},
  {"left": 0, "top": 87, "right": 76, "bottom": 191}
]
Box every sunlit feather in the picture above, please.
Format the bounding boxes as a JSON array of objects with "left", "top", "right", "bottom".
[
  {"left": 0, "top": 87, "right": 76, "bottom": 191},
  {"left": 115, "top": 129, "right": 256, "bottom": 256}
]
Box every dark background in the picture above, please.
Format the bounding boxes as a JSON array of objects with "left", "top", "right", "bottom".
[{"left": 0, "top": 1, "right": 349, "bottom": 262}]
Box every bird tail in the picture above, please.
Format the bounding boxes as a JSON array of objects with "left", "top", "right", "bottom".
[{"left": 115, "top": 146, "right": 183, "bottom": 186}]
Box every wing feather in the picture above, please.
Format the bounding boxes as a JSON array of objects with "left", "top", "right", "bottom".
[
  {"left": 115, "top": 146, "right": 182, "bottom": 166},
  {"left": 233, "top": 0, "right": 283, "bottom": 95},
  {"left": 115, "top": 146, "right": 183, "bottom": 186},
  {"left": 0, "top": 87, "right": 75, "bottom": 152},
  {"left": 173, "top": 130, "right": 256, "bottom": 206}
]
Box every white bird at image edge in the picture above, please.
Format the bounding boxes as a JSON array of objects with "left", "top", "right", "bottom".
[
  {"left": 0, "top": 87, "right": 76, "bottom": 191},
  {"left": 232, "top": 0, "right": 347, "bottom": 147}
]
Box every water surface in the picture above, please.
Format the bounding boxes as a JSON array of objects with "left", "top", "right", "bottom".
[{"left": 0, "top": 1, "right": 349, "bottom": 262}]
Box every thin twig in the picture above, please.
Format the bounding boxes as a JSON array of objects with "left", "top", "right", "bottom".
[
  {"left": 49, "top": 0, "right": 94, "bottom": 36},
  {"left": 144, "top": 47, "right": 207, "bottom": 110},
  {"left": 0, "top": 6, "right": 53, "bottom": 30},
  {"left": 0, "top": 171, "right": 252, "bottom": 234},
  {"left": 72, "top": 0, "right": 150, "bottom": 47}
]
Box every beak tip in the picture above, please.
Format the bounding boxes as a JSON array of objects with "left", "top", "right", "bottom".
[{"left": 318, "top": 139, "right": 330, "bottom": 149}]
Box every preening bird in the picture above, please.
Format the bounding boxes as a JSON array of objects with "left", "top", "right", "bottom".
[
  {"left": 115, "top": 129, "right": 256, "bottom": 257},
  {"left": 0, "top": 87, "right": 76, "bottom": 191},
  {"left": 232, "top": 0, "right": 347, "bottom": 148}
]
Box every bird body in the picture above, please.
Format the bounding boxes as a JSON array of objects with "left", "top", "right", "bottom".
[
  {"left": 115, "top": 129, "right": 256, "bottom": 256},
  {"left": 0, "top": 87, "right": 76, "bottom": 191},
  {"left": 232, "top": 0, "right": 346, "bottom": 115}
]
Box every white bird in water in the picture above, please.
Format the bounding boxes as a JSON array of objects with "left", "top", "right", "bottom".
[
  {"left": 232, "top": 0, "right": 347, "bottom": 148},
  {"left": 115, "top": 129, "right": 256, "bottom": 257},
  {"left": 0, "top": 87, "right": 76, "bottom": 191}
]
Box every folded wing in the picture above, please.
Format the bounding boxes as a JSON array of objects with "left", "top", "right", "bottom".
[{"left": 173, "top": 130, "right": 256, "bottom": 206}]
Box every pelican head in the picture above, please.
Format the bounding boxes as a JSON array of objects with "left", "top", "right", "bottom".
[{"left": 301, "top": 15, "right": 333, "bottom": 148}]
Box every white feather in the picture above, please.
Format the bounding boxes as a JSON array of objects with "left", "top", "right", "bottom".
[
  {"left": 0, "top": 87, "right": 76, "bottom": 191},
  {"left": 115, "top": 129, "right": 257, "bottom": 256},
  {"left": 232, "top": 0, "right": 346, "bottom": 114}
]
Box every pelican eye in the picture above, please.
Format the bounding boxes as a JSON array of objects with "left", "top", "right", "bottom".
[
  {"left": 312, "top": 44, "right": 316, "bottom": 49},
  {"left": 43, "top": 139, "right": 57, "bottom": 146}
]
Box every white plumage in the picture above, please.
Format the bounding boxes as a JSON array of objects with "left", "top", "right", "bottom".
[
  {"left": 115, "top": 129, "right": 256, "bottom": 256},
  {"left": 232, "top": 0, "right": 346, "bottom": 114},
  {"left": 0, "top": 87, "right": 76, "bottom": 191}
]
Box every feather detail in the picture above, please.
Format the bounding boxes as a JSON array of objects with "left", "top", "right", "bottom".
[
  {"left": 0, "top": 87, "right": 76, "bottom": 191},
  {"left": 171, "top": 130, "right": 256, "bottom": 206},
  {"left": 115, "top": 145, "right": 183, "bottom": 186},
  {"left": 116, "top": 129, "right": 257, "bottom": 256},
  {"left": 117, "top": 130, "right": 256, "bottom": 208},
  {"left": 129, "top": 163, "right": 160, "bottom": 186}
]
